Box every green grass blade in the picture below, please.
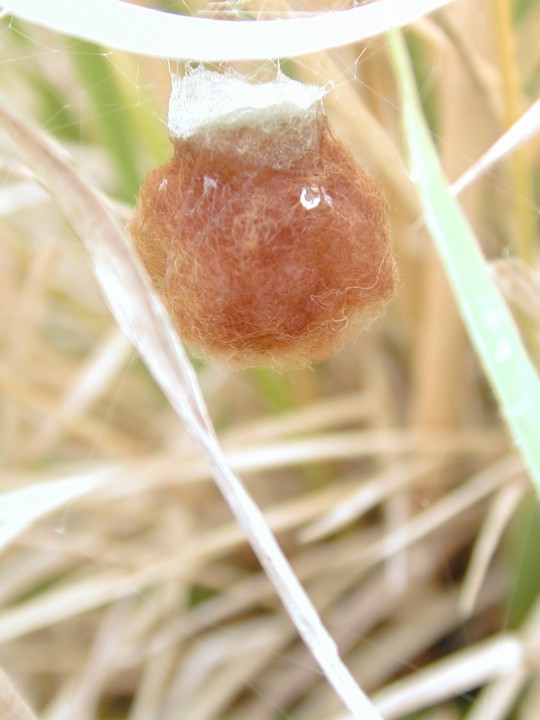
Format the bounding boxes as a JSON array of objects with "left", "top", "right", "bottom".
[
  {"left": 71, "top": 40, "right": 141, "bottom": 201},
  {"left": 387, "top": 28, "right": 540, "bottom": 491}
]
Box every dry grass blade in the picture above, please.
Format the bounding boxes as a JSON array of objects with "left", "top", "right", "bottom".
[
  {"left": 0, "top": 668, "right": 37, "bottom": 720},
  {"left": 459, "top": 478, "right": 526, "bottom": 617},
  {"left": 299, "top": 459, "right": 435, "bottom": 542},
  {"left": 32, "top": 328, "right": 133, "bottom": 452},
  {"left": 338, "top": 454, "right": 525, "bottom": 574},
  {"left": 371, "top": 634, "right": 523, "bottom": 719},
  {"left": 450, "top": 98, "right": 540, "bottom": 197},
  {"left": 0, "top": 97, "right": 381, "bottom": 720},
  {"left": 0, "top": 471, "right": 109, "bottom": 553}
]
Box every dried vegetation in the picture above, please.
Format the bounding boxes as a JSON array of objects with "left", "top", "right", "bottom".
[{"left": 0, "top": 1, "right": 539, "bottom": 719}]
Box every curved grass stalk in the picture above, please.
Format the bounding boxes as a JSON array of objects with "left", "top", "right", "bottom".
[{"left": 3, "top": 0, "right": 454, "bottom": 61}]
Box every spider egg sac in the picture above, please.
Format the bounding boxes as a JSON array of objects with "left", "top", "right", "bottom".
[{"left": 129, "top": 67, "right": 397, "bottom": 368}]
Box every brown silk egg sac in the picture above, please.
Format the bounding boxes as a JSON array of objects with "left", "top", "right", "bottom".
[{"left": 129, "top": 68, "right": 397, "bottom": 368}]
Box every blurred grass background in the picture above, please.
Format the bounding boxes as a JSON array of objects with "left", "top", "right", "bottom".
[{"left": 0, "top": 1, "right": 539, "bottom": 719}]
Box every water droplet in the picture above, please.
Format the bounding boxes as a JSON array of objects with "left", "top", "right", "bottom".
[{"left": 300, "top": 185, "right": 321, "bottom": 210}]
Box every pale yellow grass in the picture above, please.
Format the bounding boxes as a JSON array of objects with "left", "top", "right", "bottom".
[{"left": 0, "top": 1, "right": 539, "bottom": 719}]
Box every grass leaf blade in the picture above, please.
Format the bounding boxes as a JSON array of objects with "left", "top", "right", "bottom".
[{"left": 388, "top": 28, "right": 540, "bottom": 491}]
